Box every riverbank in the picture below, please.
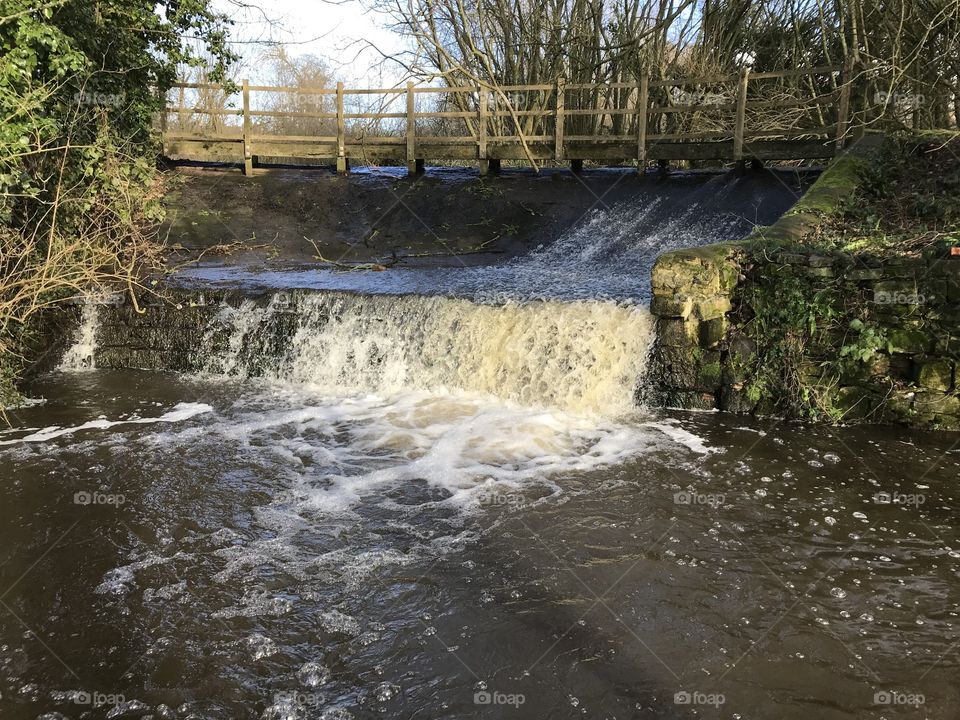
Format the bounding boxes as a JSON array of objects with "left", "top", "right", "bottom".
[{"left": 649, "top": 132, "right": 960, "bottom": 428}]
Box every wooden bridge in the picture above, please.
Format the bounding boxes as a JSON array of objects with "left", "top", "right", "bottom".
[{"left": 161, "top": 60, "right": 858, "bottom": 175}]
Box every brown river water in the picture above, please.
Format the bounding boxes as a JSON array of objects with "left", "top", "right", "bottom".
[{"left": 0, "top": 368, "right": 957, "bottom": 719}]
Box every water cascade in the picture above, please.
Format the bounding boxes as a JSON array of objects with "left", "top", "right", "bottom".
[{"left": 198, "top": 292, "right": 653, "bottom": 415}]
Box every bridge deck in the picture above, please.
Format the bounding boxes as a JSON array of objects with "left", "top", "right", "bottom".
[{"left": 160, "top": 62, "right": 853, "bottom": 173}]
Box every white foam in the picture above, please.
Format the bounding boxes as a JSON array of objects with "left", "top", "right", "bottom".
[
  {"left": 198, "top": 293, "right": 653, "bottom": 416},
  {"left": 58, "top": 301, "right": 100, "bottom": 371},
  {"left": 156, "top": 388, "right": 675, "bottom": 516},
  {"left": 0, "top": 402, "right": 213, "bottom": 446},
  {"left": 642, "top": 420, "right": 715, "bottom": 455}
]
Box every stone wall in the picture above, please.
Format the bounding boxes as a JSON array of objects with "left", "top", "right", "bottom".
[
  {"left": 92, "top": 290, "right": 239, "bottom": 372},
  {"left": 648, "top": 138, "right": 960, "bottom": 429}
]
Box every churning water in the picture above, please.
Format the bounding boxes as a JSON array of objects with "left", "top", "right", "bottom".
[
  {"left": 1, "top": 172, "right": 958, "bottom": 719},
  {"left": 197, "top": 293, "right": 653, "bottom": 414}
]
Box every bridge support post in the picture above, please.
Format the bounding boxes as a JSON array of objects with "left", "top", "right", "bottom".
[
  {"left": 733, "top": 66, "right": 750, "bottom": 167},
  {"left": 242, "top": 79, "right": 253, "bottom": 177},
  {"left": 478, "top": 86, "right": 489, "bottom": 176},
  {"left": 636, "top": 74, "right": 649, "bottom": 174},
  {"left": 159, "top": 92, "right": 168, "bottom": 158},
  {"left": 554, "top": 77, "right": 565, "bottom": 163},
  {"left": 337, "top": 81, "right": 347, "bottom": 174},
  {"left": 406, "top": 81, "right": 418, "bottom": 175}
]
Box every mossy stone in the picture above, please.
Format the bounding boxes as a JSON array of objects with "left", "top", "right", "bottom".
[
  {"left": 887, "top": 328, "right": 932, "bottom": 354},
  {"left": 914, "top": 358, "right": 954, "bottom": 391}
]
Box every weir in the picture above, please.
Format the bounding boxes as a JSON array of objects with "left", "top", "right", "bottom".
[
  {"left": 63, "top": 170, "right": 810, "bottom": 415},
  {"left": 69, "top": 292, "right": 654, "bottom": 415}
]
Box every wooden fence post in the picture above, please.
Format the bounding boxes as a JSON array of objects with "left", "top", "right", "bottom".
[
  {"left": 836, "top": 55, "right": 854, "bottom": 151},
  {"left": 636, "top": 74, "right": 649, "bottom": 173},
  {"left": 336, "top": 81, "right": 347, "bottom": 174},
  {"left": 242, "top": 79, "right": 253, "bottom": 176},
  {"left": 177, "top": 85, "right": 186, "bottom": 132},
  {"left": 406, "top": 81, "right": 417, "bottom": 175},
  {"left": 159, "top": 89, "right": 168, "bottom": 156},
  {"left": 478, "top": 86, "right": 489, "bottom": 175},
  {"left": 555, "top": 77, "right": 565, "bottom": 161},
  {"left": 733, "top": 66, "right": 750, "bottom": 165}
]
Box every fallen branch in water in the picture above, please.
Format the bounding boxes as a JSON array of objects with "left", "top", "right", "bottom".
[{"left": 304, "top": 236, "right": 503, "bottom": 271}]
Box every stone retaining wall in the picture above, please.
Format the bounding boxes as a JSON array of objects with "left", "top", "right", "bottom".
[
  {"left": 648, "top": 137, "right": 960, "bottom": 429},
  {"left": 92, "top": 290, "right": 238, "bottom": 372}
]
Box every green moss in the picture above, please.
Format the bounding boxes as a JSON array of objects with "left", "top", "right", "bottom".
[
  {"left": 700, "top": 361, "right": 723, "bottom": 389},
  {"left": 0, "top": 362, "right": 22, "bottom": 413}
]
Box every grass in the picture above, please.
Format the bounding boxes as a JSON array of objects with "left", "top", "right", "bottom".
[{"left": 821, "top": 132, "right": 960, "bottom": 255}]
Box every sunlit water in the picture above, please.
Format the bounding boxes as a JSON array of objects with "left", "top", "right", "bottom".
[
  {"left": 1, "top": 371, "right": 958, "bottom": 719},
  {"left": 171, "top": 172, "right": 804, "bottom": 300}
]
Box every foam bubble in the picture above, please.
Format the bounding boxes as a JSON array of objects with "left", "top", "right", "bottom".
[{"left": 642, "top": 420, "right": 715, "bottom": 454}]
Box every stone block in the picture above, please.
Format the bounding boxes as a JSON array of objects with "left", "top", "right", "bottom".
[
  {"left": 658, "top": 318, "right": 698, "bottom": 347},
  {"left": 808, "top": 254, "right": 835, "bottom": 268},
  {"left": 650, "top": 293, "right": 693, "bottom": 319},
  {"left": 670, "top": 391, "right": 717, "bottom": 411},
  {"left": 696, "top": 355, "right": 723, "bottom": 392},
  {"left": 847, "top": 268, "right": 884, "bottom": 281},
  {"left": 699, "top": 317, "right": 728, "bottom": 349},
  {"left": 834, "top": 386, "right": 881, "bottom": 420},
  {"left": 913, "top": 392, "right": 960, "bottom": 416},
  {"left": 887, "top": 328, "right": 932, "bottom": 354},
  {"left": 720, "top": 384, "right": 756, "bottom": 414},
  {"left": 694, "top": 295, "right": 733, "bottom": 321},
  {"left": 934, "top": 334, "right": 960, "bottom": 357},
  {"left": 914, "top": 358, "right": 954, "bottom": 392}
]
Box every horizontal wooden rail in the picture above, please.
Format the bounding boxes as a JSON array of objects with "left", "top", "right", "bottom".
[{"left": 161, "top": 61, "right": 856, "bottom": 175}]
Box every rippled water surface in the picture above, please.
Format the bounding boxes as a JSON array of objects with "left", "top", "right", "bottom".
[{"left": 1, "top": 371, "right": 958, "bottom": 719}]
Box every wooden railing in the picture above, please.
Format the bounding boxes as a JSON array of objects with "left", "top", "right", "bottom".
[{"left": 160, "top": 60, "right": 857, "bottom": 175}]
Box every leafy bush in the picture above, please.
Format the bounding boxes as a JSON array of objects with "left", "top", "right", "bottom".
[{"left": 0, "top": 0, "right": 235, "bottom": 407}]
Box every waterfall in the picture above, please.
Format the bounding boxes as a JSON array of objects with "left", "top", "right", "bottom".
[
  {"left": 198, "top": 292, "right": 653, "bottom": 415},
  {"left": 58, "top": 301, "right": 100, "bottom": 371}
]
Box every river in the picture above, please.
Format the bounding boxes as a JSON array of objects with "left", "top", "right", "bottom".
[{"left": 0, "top": 170, "right": 957, "bottom": 719}]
